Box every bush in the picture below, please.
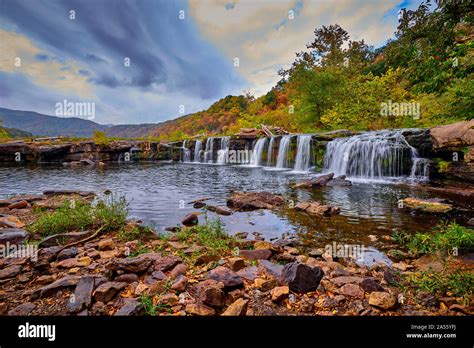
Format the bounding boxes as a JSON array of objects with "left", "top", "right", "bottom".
[{"left": 93, "top": 131, "right": 109, "bottom": 146}]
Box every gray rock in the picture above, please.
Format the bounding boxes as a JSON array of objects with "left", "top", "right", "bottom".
[
  {"left": 280, "top": 262, "right": 324, "bottom": 293},
  {"left": 0, "top": 228, "right": 28, "bottom": 246}
]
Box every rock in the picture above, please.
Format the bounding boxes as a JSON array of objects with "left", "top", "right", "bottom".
[
  {"left": 39, "top": 231, "right": 93, "bottom": 248},
  {"left": 37, "top": 246, "right": 63, "bottom": 263},
  {"left": 115, "top": 298, "right": 143, "bottom": 316},
  {"left": 194, "top": 253, "right": 219, "bottom": 265},
  {"left": 254, "top": 278, "right": 277, "bottom": 292},
  {"left": 280, "top": 262, "right": 324, "bottom": 293},
  {"left": 57, "top": 247, "right": 79, "bottom": 261},
  {"left": 107, "top": 254, "right": 155, "bottom": 273},
  {"left": 271, "top": 286, "right": 289, "bottom": 303},
  {"left": 240, "top": 249, "right": 272, "bottom": 260},
  {"left": 308, "top": 248, "right": 324, "bottom": 257},
  {"left": 157, "top": 293, "right": 179, "bottom": 306},
  {"left": 295, "top": 201, "right": 340, "bottom": 216},
  {"left": 392, "top": 262, "right": 415, "bottom": 271},
  {"left": 292, "top": 173, "right": 334, "bottom": 189},
  {"left": 360, "top": 278, "right": 385, "bottom": 293},
  {"left": 430, "top": 119, "right": 474, "bottom": 150},
  {"left": 193, "top": 279, "right": 226, "bottom": 307},
  {"left": 8, "top": 302, "right": 36, "bottom": 316},
  {"left": 171, "top": 275, "right": 188, "bottom": 292},
  {"left": 227, "top": 191, "right": 285, "bottom": 211},
  {"left": 169, "top": 263, "right": 187, "bottom": 278},
  {"left": 0, "top": 215, "right": 25, "bottom": 228},
  {"left": 134, "top": 283, "right": 150, "bottom": 296},
  {"left": 115, "top": 273, "right": 139, "bottom": 283},
  {"left": 93, "top": 281, "right": 127, "bottom": 303},
  {"left": 0, "top": 303, "right": 8, "bottom": 315},
  {"left": 368, "top": 292, "right": 397, "bottom": 310},
  {"left": 8, "top": 200, "right": 28, "bottom": 210},
  {"left": 35, "top": 275, "right": 82, "bottom": 298},
  {"left": 98, "top": 238, "right": 115, "bottom": 251},
  {"left": 208, "top": 266, "right": 244, "bottom": 291},
  {"left": 254, "top": 241, "right": 274, "bottom": 250},
  {"left": 67, "top": 276, "right": 95, "bottom": 313},
  {"left": 35, "top": 275, "right": 55, "bottom": 285},
  {"left": 182, "top": 213, "right": 198, "bottom": 226},
  {"left": 183, "top": 245, "right": 204, "bottom": 254},
  {"left": 206, "top": 205, "right": 232, "bottom": 216},
  {"left": 0, "top": 265, "right": 21, "bottom": 279},
  {"left": 193, "top": 202, "right": 206, "bottom": 209},
  {"left": 339, "top": 284, "right": 364, "bottom": 299},
  {"left": 258, "top": 260, "right": 283, "bottom": 278},
  {"left": 228, "top": 257, "right": 246, "bottom": 272},
  {"left": 0, "top": 228, "right": 28, "bottom": 246},
  {"left": 331, "top": 276, "right": 365, "bottom": 286},
  {"left": 236, "top": 266, "right": 259, "bottom": 281},
  {"left": 221, "top": 298, "right": 248, "bottom": 316},
  {"left": 99, "top": 250, "right": 117, "bottom": 259},
  {"left": 234, "top": 232, "right": 248, "bottom": 239},
  {"left": 43, "top": 189, "right": 95, "bottom": 197},
  {"left": 185, "top": 303, "right": 215, "bottom": 316},
  {"left": 412, "top": 255, "right": 444, "bottom": 272},
  {"left": 467, "top": 218, "right": 474, "bottom": 227},
  {"left": 326, "top": 175, "right": 352, "bottom": 187},
  {"left": 400, "top": 198, "right": 452, "bottom": 213}
]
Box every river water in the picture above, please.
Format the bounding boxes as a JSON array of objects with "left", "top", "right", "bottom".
[{"left": 0, "top": 162, "right": 471, "bottom": 248}]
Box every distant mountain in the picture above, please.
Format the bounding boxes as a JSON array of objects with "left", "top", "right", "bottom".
[
  {"left": 5, "top": 127, "right": 33, "bottom": 138},
  {"left": 0, "top": 108, "right": 108, "bottom": 137},
  {"left": 106, "top": 124, "right": 160, "bottom": 138}
]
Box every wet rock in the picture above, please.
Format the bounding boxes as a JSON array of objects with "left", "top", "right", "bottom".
[
  {"left": 368, "top": 292, "right": 397, "bottom": 310},
  {"left": 228, "top": 257, "right": 246, "bottom": 272},
  {"left": 0, "top": 215, "right": 25, "bottom": 228},
  {"left": 234, "top": 232, "right": 248, "bottom": 239},
  {"left": 182, "top": 213, "right": 198, "bottom": 226},
  {"left": 271, "top": 286, "right": 289, "bottom": 303},
  {"left": 206, "top": 205, "right": 232, "bottom": 216},
  {"left": 193, "top": 279, "right": 226, "bottom": 307},
  {"left": 326, "top": 175, "right": 352, "bottom": 187},
  {"left": 295, "top": 201, "right": 340, "bottom": 216},
  {"left": 360, "top": 278, "right": 385, "bottom": 293},
  {"left": 39, "top": 231, "right": 93, "bottom": 248},
  {"left": 221, "top": 298, "right": 248, "bottom": 316},
  {"left": 193, "top": 201, "right": 206, "bottom": 209},
  {"left": 8, "top": 302, "right": 36, "bottom": 316},
  {"left": 0, "top": 265, "right": 21, "bottom": 279},
  {"left": 93, "top": 281, "right": 127, "bottom": 303},
  {"left": 35, "top": 275, "right": 82, "bottom": 298},
  {"left": 114, "top": 298, "right": 143, "bottom": 316},
  {"left": 339, "top": 284, "right": 364, "bottom": 299},
  {"left": 292, "top": 173, "right": 334, "bottom": 189},
  {"left": 0, "top": 228, "right": 28, "bottom": 246},
  {"left": 240, "top": 249, "right": 272, "bottom": 260},
  {"left": 208, "top": 266, "right": 244, "bottom": 291},
  {"left": 280, "top": 262, "right": 324, "bottom": 293},
  {"left": 67, "top": 276, "right": 95, "bottom": 313},
  {"left": 8, "top": 200, "right": 28, "bottom": 210},
  {"left": 227, "top": 191, "right": 285, "bottom": 211},
  {"left": 185, "top": 303, "right": 215, "bottom": 316},
  {"left": 400, "top": 198, "right": 452, "bottom": 213},
  {"left": 115, "top": 273, "right": 139, "bottom": 283},
  {"left": 98, "top": 238, "right": 115, "bottom": 251},
  {"left": 57, "top": 247, "right": 79, "bottom": 261}
]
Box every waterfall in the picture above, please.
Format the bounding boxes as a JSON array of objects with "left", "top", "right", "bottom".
[
  {"left": 194, "top": 140, "right": 202, "bottom": 163},
  {"left": 217, "top": 137, "right": 230, "bottom": 165},
  {"left": 204, "top": 137, "right": 214, "bottom": 163},
  {"left": 293, "top": 135, "right": 312, "bottom": 172},
  {"left": 249, "top": 138, "right": 267, "bottom": 167},
  {"left": 181, "top": 140, "right": 191, "bottom": 162},
  {"left": 275, "top": 135, "right": 292, "bottom": 169},
  {"left": 267, "top": 137, "right": 275, "bottom": 166},
  {"left": 323, "top": 130, "right": 429, "bottom": 180}
]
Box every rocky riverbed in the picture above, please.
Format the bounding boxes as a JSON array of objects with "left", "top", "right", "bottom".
[{"left": 0, "top": 190, "right": 472, "bottom": 317}]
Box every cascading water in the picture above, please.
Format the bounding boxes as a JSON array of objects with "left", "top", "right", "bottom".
[
  {"left": 323, "top": 130, "right": 429, "bottom": 180},
  {"left": 194, "top": 140, "right": 202, "bottom": 163},
  {"left": 267, "top": 137, "right": 275, "bottom": 166},
  {"left": 249, "top": 138, "right": 267, "bottom": 167},
  {"left": 204, "top": 137, "right": 214, "bottom": 163},
  {"left": 217, "top": 137, "right": 230, "bottom": 165},
  {"left": 275, "top": 135, "right": 292, "bottom": 169},
  {"left": 293, "top": 135, "right": 312, "bottom": 172},
  {"left": 181, "top": 140, "right": 191, "bottom": 162}
]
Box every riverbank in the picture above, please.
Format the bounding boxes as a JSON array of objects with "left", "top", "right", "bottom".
[{"left": 0, "top": 191, "right": 472, "bottom": 316}]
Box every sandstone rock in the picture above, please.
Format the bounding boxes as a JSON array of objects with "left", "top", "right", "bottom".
[
  {"left": 271, "top": 286, "right": 289, "bottom": 302},
  {"left": 339, "top": 284, "right": 364, "bottom": 299},
  {"left": 157, "top": 293, "right": 179, "bottom": 306},
  {"left": 368, "top": 292, "right": 397, "bottom": 310},
  {"left": 280, "top": 262, "right": 324, "bottom": 293},
  {"left": 182, "top": 213, "right": 198, "bottom": 226},
  {"left": 93, "top": 281, "right": 127, "bottom": 303},
  {"left": 254, "top": 278, "right": 277, "bottom": 292},
  {"left": 67, "top": 276, "right": 95, "bottom": 313},
  {"left": 98, "top": 238, "right": 115, "bottom": 251},
  {"left": 193, "top": 279, "right": 226, "bottom": 307},
  {"left": 35, "top": 275, "right": 56, "bottom": 285},
  {"left": 107, "top": 254, "right": 153, "bottom": 273},
  {"left": 8, "top": 302, "right": 36, "bottom": 316},
  {"left": 57, "top": 247, "right": 79, "bottom": 261},
  {"left": 0, "top": 228, "right": 28, "bottom": 246},
  {"left": 331, "top": 276, "right": 365, "bottom": 287},
  {"left": 295, "top": 201, "right": 340, "bottom": 216},
  {"left": 292, "top": 173, "right": 335, "bottom": 189},
  {"left": 227, "top": 191, "right": 285, "bottom": 211},
  {"left": 240, "top": 249, "right": 272, "bottom": 260},
  {"left": 258, "top": 260, "right": 283, "bottom": 278},
  {"left": 221, "top": 298, "right": 248, "bottom": 316},
  {"left": 430, "top": 119, "right": 474, "bottom": 150},
  {"left": 0, "top": 215, "right": 25, "bottom": 229},
  {"left": 400, "top": 197, "right": 452, "bottom": 213},
  {"left": 194, "top": 253, "right": 219, "bottom": 265},
  {"left": 167, "top": 241, "right": 188, "bottom": 250},
  {"left": 115, "top": 273, "right": 139, "bottom": 283},
  {"left": 360, "top": 278, "right": 385, "bottom": 293},
  {"left": 8, "top": 200, "right": 28, "bottom": 210},
  {"left": 35, "top": 275, "right": 81, "bottom": 298},
  {"left": 185, "top": 303, "right": 215, "bottom": 316},
  {"left": 171, "top": 275, "right": 188, "bottom": 292},
  {"left": 254, "top": 241, "right": 274, "bottom": 250},
  {"left": 208, "top": 266, "right": 243, "bottom": 291},
  {"left": 236, "top": 266, "right": 259, "bottom": 281},
  {"left": 114, "top": 298, "right": 143, "bottom": 316},
  {"left": 99, "top": 250, "right": 117, "bottom": 259},
  {"left": 228, "top": 257, "right": 246, "bottom": 271},
  {"left": 0, "top": 265, "right": 21, "bottom": 279},
  {"left": 169, "top": 263, "right": 187, "bottom": 278}
]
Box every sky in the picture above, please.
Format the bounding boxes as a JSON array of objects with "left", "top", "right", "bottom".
[{"left": 0, "top": 0, "right": 423, "bottom": 125}]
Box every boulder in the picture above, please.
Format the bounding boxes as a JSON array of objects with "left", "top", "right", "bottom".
[
  {"left": 400, "top": 197, "right": 452, "bottom": 213},
  {"left": 67, "top": 276, "right": 95, "bottom": 313},
  {"left": 360, "top": 278, "right": 385, "bottom": 293},
  {"left": 295, "top": 201, "right": 340, "bottom": 216},
  {"left": 98, "top": 238, "right": 115, "bottom": 251},
  {"left": 292, "top": 173, "right": 334, "bottom": 189},
  {"left": 181, "top": 213, "right": 198, "bottom": 226},
  {"left": 280, "top": 262, "right": 324, "bottom": 293},
  {"left": 208, "top": 266, "right": 244, "bottom": 291},
  {"left": 228, "top": 257, "right": 246, "bottom": 272},
  {"left": 227, "top": 192, "right": 285, "bottom": 211},
  {"left": 206, "top": 205, "right": 232, "bottom": 216},
  {"left": 430, "top": 119, "right": 474, "bottom": 150},
  {"left": 192, "top": 279, "right": 226, "bottom": 307},
  {"left": 221, "top": 298, "right": 248, "bottom": 316}
]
